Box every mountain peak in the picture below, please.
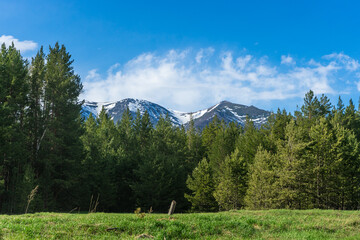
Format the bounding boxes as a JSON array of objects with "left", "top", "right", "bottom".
[{"left": 219, "top": 100, "right": 232, "bottom": 104}]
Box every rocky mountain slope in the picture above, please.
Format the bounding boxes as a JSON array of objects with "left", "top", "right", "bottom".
[{"left": 81, "top": 98, "right": 271, "bottom": 129}]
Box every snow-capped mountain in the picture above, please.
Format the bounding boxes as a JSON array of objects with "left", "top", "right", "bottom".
[
  {"left": 82, "top": 98, "right": 184, "bottom": 126},
  {"left": 82, "top": 98, "right": 271, "bottom": 129}
]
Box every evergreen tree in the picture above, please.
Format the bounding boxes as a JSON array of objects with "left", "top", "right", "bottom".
[
  {"left": 274, "top": 120, "right": 310, "bottom": 209},
  {"left": 235, "top": 117, "right": 263, "bottom": 164},
  {"left": 185, "top": 115, "right": 205, "bottom": 174},
  {"left": 134, "top": 109, "right": 152, "bottom": 155},
  {"left": 185, "top": 158, "right": 218, "bottom": 211},
  {"left": 330, "top": 118, "right": 360, "bottom": 209},
  {"left": 95, "top": 109, "right": 118, "bottom": 210},
  {"left": 80, "top": 109, "right": 118, "bottom": 211},
  {"left": 201, "top": 115, "right": 221, "bottom": 155},
  {"left": 301, "top": 90, "right": 320, "bottom": 120},
  {"left": 308, "top": 117, "right": 335, "bottom": 209},
  {"left": 132, "top": 115, "right": 188, "bottom": 212},
  {"left": 319, "top": 94, "right": 332, "bottom": 117},
  {"left": 245, "top": 147, "right": 277, "bottom": 209},
  {"left": 262, "top": 108, "right": 293, "bottom": 153},
  {"left": 26, "top": 47, "right": 46, "bottom": 211},
  {"left": 115, "top": 108, "right": 137, "bottom": 211},
  {"left": 38, "top": 42, "right": 83, "bottom": 211},
  {"left": 343, "top": 99, "right": 360, "bottom": 139},
  {"left": 213, "top": 148, "right": 248, "bottom": 210},
  {"left": 28, "top": 46, "right": 46, "bottom": 169},
  {"left": 337, "top": 96, "right": 345, "bottom": 113},
  {"left": 0, "top": 43, "right": 29, "bottom": 213},
  {"left": 207, "top": 121, "right": 241, "bottom": 176}
]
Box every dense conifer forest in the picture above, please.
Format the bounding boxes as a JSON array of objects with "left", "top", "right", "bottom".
[{"left": 1, "top": 43, "right": 360, "bottom": 214}]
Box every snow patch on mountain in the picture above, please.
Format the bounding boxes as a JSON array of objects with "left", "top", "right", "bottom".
[
  {"left": 170, "top": 108, "right": 209, "bottom": 125},
  {"left": 81, "top": 98, "right": 271, "bottom": 129}
]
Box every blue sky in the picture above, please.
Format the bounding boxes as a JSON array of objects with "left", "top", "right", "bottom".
[{"left": 1, "top": 0, "right": 360, "bottom": 112}]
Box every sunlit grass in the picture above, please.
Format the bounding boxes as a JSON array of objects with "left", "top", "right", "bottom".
[{"left": 0, "top": 210, "right": 360, "bottom": 239}]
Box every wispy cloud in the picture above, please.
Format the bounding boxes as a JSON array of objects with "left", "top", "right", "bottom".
[
  {"left": 195, "top": 47, "right": 215, "bottom": 64},
  {"left": 323, "top": 52, "right": 360, "bottom": 71},
  {"left": 82, "top": 49, "right": 360, "bottom": 111},
  {"left": 281, "top": 55, "right": 295, "bottom": 65},
  {"left": 0, "top": 35, "right": 38, "bottom": 52}
]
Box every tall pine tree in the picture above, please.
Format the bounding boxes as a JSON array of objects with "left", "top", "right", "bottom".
[
  {"left": 0, "top": 43, "right": 29, "bottom": 213},
  {"left": 38, "top": 43, "right": 83, "bottom": 211}
]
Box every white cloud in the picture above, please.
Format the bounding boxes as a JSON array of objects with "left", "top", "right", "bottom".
[
  {"left": 82, "top": 49, "right": 360, "bottom": 112},
  {"left": 0, "top": 35, "right": 38, "bottom": 52},
  {"left": 195, "top": 47, "right": 214, "bottom": 64},
  {"left": 236, "top": 55, "right": 252, "bottom": 70},
  {"left": 86, "top": 69, "right": 101, "bottom": 82},
  {"left": 281, "top": 55, "right": 295, "bottom": 65},
  {"left": 323, "top": 52, "right": 360, "bottom": 71}
]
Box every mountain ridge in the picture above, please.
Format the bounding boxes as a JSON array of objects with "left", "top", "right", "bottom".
[{"left": 81, "top": 98, "right": 271, "bottom": 129}]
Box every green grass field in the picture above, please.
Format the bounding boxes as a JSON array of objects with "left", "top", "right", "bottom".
[{"left": 0, "top": 210, "right": 360, "bottom": 239}]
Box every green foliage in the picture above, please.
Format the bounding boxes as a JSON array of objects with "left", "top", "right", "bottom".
[
  {"left": 37, "top": 43, "right": 84, "bottom": 211},
  {"left": 2, "top": 43, "right": 360, "bottom": 214},
  {"left": 235, "top": 117, "right": 263, "bottom": 164},
  {"left": 262, "top": 108, "right": 293, "bottom": 152},
  {"left": 185, "top": 116, "right": 205, "bottom": 173},
  {"left": 301, "top": 90, "right": 320, "bottom": 120},
  {"left": 132, "top": 115, "right": 188, "bottom": 212},
  {"left": 245, "top": 147, "right": 277, "bottom": 209},
  {"left": 214, "top": 148, "right": 248, "bottom": 210},
  {"left": 0, "top": 43, "right": 30, "bottom": 213},
  {"left": 0, "top": 43, "right": 84, "bottom": 213},
  {"left": 185, "top": 158, "right": 218, "bottom": 212},
  {"left": 274, "top": 120, "right": 310, "bottom": 209},
  {"left": 114, "top": 108, "right": 137, "bottom": 212},
  {"left": 80, "top": 109, "right": 118, "bottom": 211},
  {"left": 207, "top": 121, "right": 241, "bottom": 177}
]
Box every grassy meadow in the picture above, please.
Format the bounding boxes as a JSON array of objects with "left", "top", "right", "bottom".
[{"left": 0, "top": 210, "right": 360, "bottom": 239}]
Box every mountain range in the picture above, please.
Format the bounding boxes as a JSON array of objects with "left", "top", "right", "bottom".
[{"left": 81, "top": 98, "right": 271, "bottom": 129}]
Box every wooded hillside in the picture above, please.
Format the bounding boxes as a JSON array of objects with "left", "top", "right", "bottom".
[{"left": 1, "top": 43, "right": 360, "bottom": 213}]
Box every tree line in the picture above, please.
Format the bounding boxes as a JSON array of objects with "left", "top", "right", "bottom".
[
  {"left": 187, "top": 91, "right": 360, "bottom": 211},
  {"left": 1, "top": 43, "right": 360, "bottom": 213}
]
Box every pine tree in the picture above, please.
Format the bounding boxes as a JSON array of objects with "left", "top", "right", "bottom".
[
  {"left": 95, "top": 109, "right": 118, "bottom": 210},
  {"left": 330, "top": 118, "right": 360, "bottom": 209},
  {"left": 185, "top": 158, "right": 218, "bottom": 211},
  {"left": 308, "top": 117, "right": 335, "bottom": 209},
  {"left": 319, "top": 94, "right": 332, "bottom": 117},
  {"left": 133, "top": 109, "right": 152, "bottom": 161},
  {"left": 115, "top": 108, "right": 137, "bottom": 211},
  {"left": 337, "top": 96, "right": 345, "bottom": 113},
  {"left": 245, "top": 147, "right": 277, "bottom": 209},
  {"left": 38, "top": 42, "right": 83, "bottom": 211},
  {"left": 301, "top": 90, "right": 320, "bottom": 120},
  {"left": 80, "top": 109, "right": 119, "bottom": 211},
  {"left": 201, "top": 115, "right": 221, "bottom": 155},
  {"left": 28, "top": 46, "right": 46, "bottom": 168},
  {"left": 25, "top": 47, "right": 46, "bottom": 211},
  {"left": 344, "top": 99, "right": 360, "bottom": 139},
  {"left": 0, "top": 43, "right": 29, "bottom": 212},
  {"left": 274, "top": 120, "right": 310, "bottom": 209},
  {"left": 207, "top": 121, "right": 241, "bottom": 176},
  {"left": 235, "top": 117, "right": 263, "bottom": 164},
  {"left": 185, "top": 115, "right": 205, "bottom": 174},
  {"left": 213, "top": 148, "right": 248, "bottom": 210},
  {"left": 132, "top": 115, "right": 188, "bottom": 212},
  {"left": 262, "top": 108, "right": 293, "bottom": 153}
]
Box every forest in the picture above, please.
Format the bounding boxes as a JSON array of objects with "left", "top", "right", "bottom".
[{"left": 1, "top": 43, "right": 360, "bottom": 214}]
